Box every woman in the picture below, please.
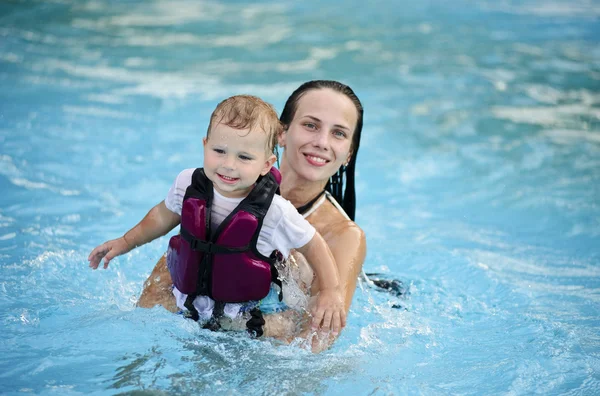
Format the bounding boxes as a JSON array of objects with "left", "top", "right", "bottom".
[{"left": 138, "top": 80, "right": 366, "bottom": 349}]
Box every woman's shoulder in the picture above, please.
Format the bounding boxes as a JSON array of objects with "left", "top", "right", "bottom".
[
  {"left": 330, "top": 217, "right": 365, "bottom": 253},
  {"left": 310, "top": 200, "right": 366, "bottom": 269},
  {"left": 309, "top": 199, "right": 365, "bottom": 241}
]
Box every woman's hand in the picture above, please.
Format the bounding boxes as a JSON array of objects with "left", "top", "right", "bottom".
[
  {"left": 88, "top": 237, "right": 133, "bottom": 269},
  {"left": 310, "top": 286, "right": 347, "bottom": 335}
]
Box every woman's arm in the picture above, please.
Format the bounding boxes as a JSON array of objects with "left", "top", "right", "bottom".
[
  {"left": 282, "top": 224, "right": 365, "bottom": 353},
  {"left": 321, "top": 223, "right": 367, "bottom": 312},
  {"left": 296, "top": 232, "right": 346, "bottom": 334}
]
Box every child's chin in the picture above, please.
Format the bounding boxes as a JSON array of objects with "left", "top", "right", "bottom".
[{"left": 218, "top": 186, "right": 251, "bottom": 198}]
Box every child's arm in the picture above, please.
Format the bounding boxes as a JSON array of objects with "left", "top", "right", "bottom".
[
  {"left": 88, "top": 201, "right": 180, "bottom": 269},
  {"left": 296, "top": 233, "right": 347, "bottom": 335}
]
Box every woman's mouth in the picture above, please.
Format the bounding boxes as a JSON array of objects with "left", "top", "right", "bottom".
[
  {"left": 217, "top": 173, "right": 239, "bottom": 184},
  {"left": 303, "top": 153, "right": 329, "bottom": 167}
]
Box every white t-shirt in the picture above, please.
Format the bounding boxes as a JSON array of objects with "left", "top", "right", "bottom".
[{"left": 165, "top": 168, "right": 315, "bottom": 318}]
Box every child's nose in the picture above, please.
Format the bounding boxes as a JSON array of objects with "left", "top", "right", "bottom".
[{"left": 222, "top": 155, "right": 236, "bottom": 169}]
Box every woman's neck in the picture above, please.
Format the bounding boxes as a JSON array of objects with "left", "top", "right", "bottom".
[{"left": 279, "top": 164, "right": 328, "bottom": 208}]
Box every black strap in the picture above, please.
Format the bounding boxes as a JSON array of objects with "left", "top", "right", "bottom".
[
  {"left": 202, "top": 301, "right": 225, "bottom": 331},
  {"left": 270, "top": 261, "right": 283, "bottom": 302},
  {"left": 180, "top": 228, "right": 249, "bottom": 254},
  {"left": 184, "top": 294, "right": 199, "bottom": 321},
  {"left": 365, "top": 273, "right": 406, "bottom": 297},
  {"left": 246, "top": 308, "right": 265, "bottom": 337},
  {"left": 295, "top": 190, "right": 326, "bottom": 216}
]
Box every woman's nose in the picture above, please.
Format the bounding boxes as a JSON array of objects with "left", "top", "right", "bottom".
[{"left": 312, "top": 129, "right": 330, "bottom": 150}]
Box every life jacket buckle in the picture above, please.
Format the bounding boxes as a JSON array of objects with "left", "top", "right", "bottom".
[{"left": 190, "top": 239, "right": 213, "bottom": 252}]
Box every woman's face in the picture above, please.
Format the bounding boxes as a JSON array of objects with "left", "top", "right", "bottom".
[{"left": 280, "top": 88, "right": 358, "bottom": 183}]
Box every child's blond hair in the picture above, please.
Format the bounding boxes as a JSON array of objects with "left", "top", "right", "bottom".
[{"left": 207, "top": 95, "right": 282, "bottom": 154}]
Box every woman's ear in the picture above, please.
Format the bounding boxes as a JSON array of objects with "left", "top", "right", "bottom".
[
  {"left": 344, "top": 151, "right": 353, "bottom": 167},
  {"left": 278, "top": 127, "right": 287, "bottom": 147}
]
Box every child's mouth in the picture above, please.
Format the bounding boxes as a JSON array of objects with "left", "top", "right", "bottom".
[{"left": 217, "top": 173, "right": 239, "bottom": 184}]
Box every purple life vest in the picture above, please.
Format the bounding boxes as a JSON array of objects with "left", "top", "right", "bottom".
[{"left": 166, "top": 167, "right": 282, "bottom": 303}]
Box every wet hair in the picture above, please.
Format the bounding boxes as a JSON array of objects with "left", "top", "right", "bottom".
[
  {"left": 207, "top": 95, "right": 282, "bottom": 154},
  {"left": 280, "top": 80, "right": 364, "bottom": 221}
]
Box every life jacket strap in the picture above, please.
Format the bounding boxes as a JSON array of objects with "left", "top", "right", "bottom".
[
  {"left": 183, "top": 294, "right": 199, "bottom": 321},
  {"left": 186, "top": 297, "right": 266, "bottom": 337},
  {"left": 180, "top": 228, "right": 249, "bottom": 254},
  {"left": 271, "top": 269, "right": 283, "bottom": 302},
  {"left": 246, "top": 307, "right": 265, "bottom": 337},
  {"left": 270, "top": 250, "right": 284, "bottom": 302},
  {"left": 202, "top": 301, "right": 225, "bottom": 332}
]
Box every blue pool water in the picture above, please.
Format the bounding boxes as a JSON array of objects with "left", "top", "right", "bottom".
[{"left": 1, "top": 0, "right": 599, "bottom": 394}]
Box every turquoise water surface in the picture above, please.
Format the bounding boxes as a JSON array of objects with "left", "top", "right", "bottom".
[{"left": 1, "top": 0, "right": 599, "bottom": 394}]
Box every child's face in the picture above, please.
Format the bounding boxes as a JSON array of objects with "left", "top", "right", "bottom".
[{"left": 203, "top": 123, "right": 276, "bottom": 198}]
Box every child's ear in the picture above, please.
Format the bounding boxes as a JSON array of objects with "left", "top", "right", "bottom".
[
  {"left": 260, "top": 154, "right": 277, "bottom": 176},
  {"left": 202, "top": 136, "right": 208, "bottom": 147}
]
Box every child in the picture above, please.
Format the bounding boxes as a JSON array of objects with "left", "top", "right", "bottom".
[{"left": 88, "top": 95, "right": 346, "bottom": 336}]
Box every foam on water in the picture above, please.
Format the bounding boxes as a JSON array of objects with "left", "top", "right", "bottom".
[{"left": 1, "top": 0, "right": 599, "bottom": 394}]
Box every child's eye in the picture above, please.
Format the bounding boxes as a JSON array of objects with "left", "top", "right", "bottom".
[
  {"left": 213, "top": 148, "right": 225, "bottom": 154},
  {"left": 239, "top": 154, "right": 253, "bottom": 161}
]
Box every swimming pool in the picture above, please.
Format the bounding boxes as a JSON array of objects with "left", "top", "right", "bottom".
[{"left": 1, "top": 0, "right": 599, "bottom": 394}]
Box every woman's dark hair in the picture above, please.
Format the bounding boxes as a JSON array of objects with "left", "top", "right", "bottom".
[{"left": 280, "top": 80, "right": 363, "bottom": 221}]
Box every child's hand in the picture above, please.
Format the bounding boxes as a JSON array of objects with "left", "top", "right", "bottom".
[
  {"left": 310, "top": 286, "right": 347, "bottom": 336},
  {"left": 88, "top": 237, "right": 132, "bottom": 269}
]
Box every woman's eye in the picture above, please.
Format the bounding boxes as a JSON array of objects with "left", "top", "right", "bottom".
[
  {"left": 333, "top": 130, "right": 347, "bottom": 138},
  {"left": 304, "top": 123, "right": 317, "bottom": 130}
]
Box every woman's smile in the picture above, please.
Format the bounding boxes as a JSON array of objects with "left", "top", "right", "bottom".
[{"left": 303, "top": 153, "right": 330, "bottom": 167}]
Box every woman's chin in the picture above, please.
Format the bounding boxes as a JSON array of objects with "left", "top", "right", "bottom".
[{"left": 295, "top": 167, "right": 336, "bottom": 184}]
